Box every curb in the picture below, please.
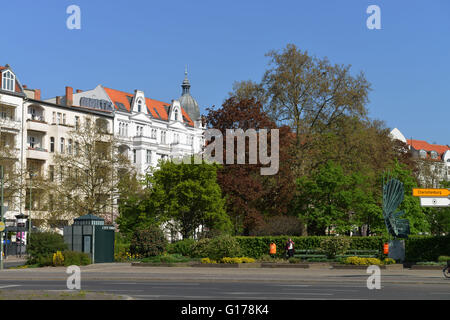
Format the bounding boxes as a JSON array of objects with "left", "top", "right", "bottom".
[
  {"left": 130, "top": 262, "right": 406, "bottom": 270},
  {"left": 410, "top": 265, "right": 446, "bottom": 270}
]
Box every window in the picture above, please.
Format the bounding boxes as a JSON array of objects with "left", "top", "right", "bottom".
[
  {"left": 29, "top": 136, "right": 36, "bottom": 149},
  {"left": 60, "top": 138, "right": 65, "bottom": 153},
  {"left": 133, "top": 150, "right": 137, "bottom": 163},
  {"left": 75, "top": 142, "right": 80, "bottom": 156},
  {"left": 2, "top": 71, "right": 15, "bottom": 92},
  {"left": 68, "top": 139, "right": 73, "bottom": 154},
  {"left": 161, "top": 131, "right": 166, "bottom": 144},
  {"left": 50, "top": 137, "right": 55, "bottom": 153},
  {"left": 146, "top": 150, "right": 152, "bottom": 164},
  {"left": 137, "top": 99, "right": 142, "bottom": 113},
  {"left": 151, "top": 129, "right": 157, "bottom": 139},
  {"left": 57, "top": 113, "right": 61, "bottom": 125},
  {"left": 174, "top": 109, "right": 179, "bottom": 121},
  {"left": 49, "top": 165, "right": 54, "bottom": 182},
  {"left": 419, "top": 150, "right": 427, "bottom": 159},
  {"left": 52, "top": 112, "right": 56, "bottom": 124},
  {"left": 63, "top": 114, "right": 66, "bottom": 125},
  {"left": 430, "top": 151, "right": 438, "bottom": 159},
  {"left": 30, "top": 107, "right": 36, "bottom": 120},
  {"left": 75, "top": 116, "right": 80, "bottom": 130}
]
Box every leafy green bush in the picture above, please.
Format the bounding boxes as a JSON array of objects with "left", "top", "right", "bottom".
[
  {"left": 167, "top": 239, "right": 196, "bottom": 256},
  {"left": 438, "top": 256, "right": 450, "bottom": 263},
  {"left": 320, "top": 237, "right": 351, "bottom": 259},
  {"left": 62, "top": 251, "right": 91, "bottom": 266},
  {"left": 405, "top": 235, "right": 450, "bottom": 262},
  {"left": 27, "top": 232, "right": 68, "bottom": 265},
  {"left": 343, "top": 256, "right": 383, "bottom": 266},
  {"left": 235, "top": 236, "right": 387, "bottom": 259},
  {"left": 130, "top": 226, "right": 168, "bottom": 258},
  {"left": 191, "top": 235, "right": 241, "bottom": 260},
  {"left": 288, "top": 258, "right": 302, "bottom": 264},
  {"left": 140, "top": 254, "right": 191, "bottom": 264}
]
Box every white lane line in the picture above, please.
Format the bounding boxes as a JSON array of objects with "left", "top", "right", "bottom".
[
  {"left": 225, "top": 292, "right": 333, "bottom": 296},
  {"left": 0, "top": 285, "right": 21, "bottom": 289},
  {"left": 275, "top": 285, "right": 312, "bottom": 287}
]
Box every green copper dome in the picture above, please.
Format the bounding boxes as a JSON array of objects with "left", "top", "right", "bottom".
[{"left": 179, "top": 68, "right": 200, "bottom": 121}]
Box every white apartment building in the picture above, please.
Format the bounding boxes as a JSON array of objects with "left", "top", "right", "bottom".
[
  {"left": 0, "top": 64, "right": 205, "bottom": 234},
  {"left": 390, "top": 128, "right": 450, "bottom": 187}
]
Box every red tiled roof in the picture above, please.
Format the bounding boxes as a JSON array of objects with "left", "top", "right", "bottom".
[
  {"left": 407, "top": 139, "right": 450, "bottom": 161},
  {"left": 103, "top": 87, "right": 194, "bottom": 126},
  {"left": 407, "top": 139, "right": 450, "bottom": 154}
]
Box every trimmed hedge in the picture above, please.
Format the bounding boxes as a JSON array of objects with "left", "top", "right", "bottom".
[
  {"left": 404, "top": 235, "right": 450, "bottom": 262},
  {"left": 235, "top": 235, "right": 450, "bottom": 262},
  {"left": 235, "top": 236, "right": 388, "bottom": 259}
]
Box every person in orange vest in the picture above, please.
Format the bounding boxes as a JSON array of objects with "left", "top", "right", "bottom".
[{"left": 269, "top": 242, "right": 277, "bottom": 258}]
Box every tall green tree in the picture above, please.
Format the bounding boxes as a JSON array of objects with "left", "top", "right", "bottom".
[{"left": 118, "top": 157, "right": 232, "bottom": 240}]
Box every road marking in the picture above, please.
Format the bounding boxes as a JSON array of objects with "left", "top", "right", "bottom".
[
  {"left": 0, "top": 285, "right": 21, "bottom": 289},
  {"left": 225, "top": 292, "right": 334, "bottom": 296}
]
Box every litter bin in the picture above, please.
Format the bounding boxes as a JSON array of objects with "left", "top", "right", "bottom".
[{"left": 63, "top": 214, "right": 115, "bottom": 263}]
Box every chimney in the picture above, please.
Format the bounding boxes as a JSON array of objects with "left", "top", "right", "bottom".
[
  {"left": 56, "top": 96, "right": 61, "bottom": 105},
  {"left": 23, "top": 85, "right": 28, "bottom": 89},
  {"left": 35, "top": 89, "right": 41, "bottom": 100},
  {"left": 76, "top": 89, "right": 83, "bottom": 93},
  {"left": 66, "top": 86, "right": 73, "bottom": 107}
]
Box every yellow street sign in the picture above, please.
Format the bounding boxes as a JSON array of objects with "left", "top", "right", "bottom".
[
  {"left": 413, "top": 188, "right": 450, "bottom": 197},
  {"left": 0, "top": 222, "right": 5, "bottom": 232}
]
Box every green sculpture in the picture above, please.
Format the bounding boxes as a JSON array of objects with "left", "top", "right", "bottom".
[{"left": 382, "top": 175, "right": 410, "bottom": 239}]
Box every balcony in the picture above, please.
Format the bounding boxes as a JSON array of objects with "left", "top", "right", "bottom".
[
  {"left": 27, "top": 118, "right": 49, "bottom": 132},
  {"left": 133, "top": 135, "right": 157, "bottom": 145},
  {"left": 0, "top": 116, "right": 21, "bottom": 131},
  {"left": 26, "top": 147, "right": 49, "bottom": 161}
]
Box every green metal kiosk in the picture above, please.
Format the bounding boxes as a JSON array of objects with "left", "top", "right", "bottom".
[{"left": 63, "top": 214, "right": 115, "bottom": 263}]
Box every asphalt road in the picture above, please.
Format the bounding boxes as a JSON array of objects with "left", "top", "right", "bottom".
[
  {"left": 0, "top": 279, "right": 449, "bottom": 300},
  {"left": 0, "top": 263, "right": 448, "bottom": 300}
]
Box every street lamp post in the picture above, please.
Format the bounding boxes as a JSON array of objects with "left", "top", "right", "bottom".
[{"left": 28, "top": 172, "right": 36, "bottom": 252}]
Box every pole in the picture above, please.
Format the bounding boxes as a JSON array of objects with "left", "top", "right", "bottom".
[
  {"left": 1, "top": 165, "right": 4, "bottom": 270},
  {"left": 28, "top": 173, "right": 33, "bottom": 253}
]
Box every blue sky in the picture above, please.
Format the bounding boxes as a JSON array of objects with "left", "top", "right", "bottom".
[{"left": 2, "top": 0, "right": 449, "bottom": 145}]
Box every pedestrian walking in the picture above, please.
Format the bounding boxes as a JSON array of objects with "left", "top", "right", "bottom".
[{"left": 285, "top": 238, "right": 295, "bottom": 259}]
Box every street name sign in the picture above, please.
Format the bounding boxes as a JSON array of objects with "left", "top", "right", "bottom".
[
  {"left": 0, "top": 222, "right": 5, "bottom": 232},
  {"left": 420, "top": 197, "right": 450, "bottom": 207},
  {"left": 413, "top": 188, "right": 450, "bottom": 197}
]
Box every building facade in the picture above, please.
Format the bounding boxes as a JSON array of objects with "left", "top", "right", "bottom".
[
  {"left": 390, "top": 128, "right": 450, "bottom": 186},
  {"left": 0, "top": 64, "right": 205, "bottom": 235}
]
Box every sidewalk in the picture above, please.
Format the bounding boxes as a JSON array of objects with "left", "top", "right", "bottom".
[{"left": 2, "top": 256, "right": 27, "bottom": 263}]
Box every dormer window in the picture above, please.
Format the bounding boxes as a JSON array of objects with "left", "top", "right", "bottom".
[
  {"left": 419, "top": 150, "right": 427, "bottom": 159},
  {"left": 137, "top": 99, "right": 142, "bottom": 113},
  {"left": 430, "top": 151, "right": 438, "bottom": 159},
  {"left": 2, "top": 70, "right": 15, "bottom": 92},
  {"left": 174, "top": 109, "right": 180, "bottom": 121}
]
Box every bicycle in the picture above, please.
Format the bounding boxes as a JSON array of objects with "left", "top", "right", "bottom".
[{"left": 443, "top": 260, "right": 450, "bottom": 279}]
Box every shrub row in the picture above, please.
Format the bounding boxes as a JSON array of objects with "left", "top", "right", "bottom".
[
  {"left": 235, "top": 236, "right": 388, "bottom": 259},
  {"left": 404, "top": 235, "right": 450, "bottom": 262},
  {"left": 141, "top": 234, "right": 450, "bottom": 263}
]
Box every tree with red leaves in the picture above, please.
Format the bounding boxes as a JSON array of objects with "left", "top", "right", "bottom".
[{"left": 206, "top": 97, "right": 296, "bottom": 235}]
